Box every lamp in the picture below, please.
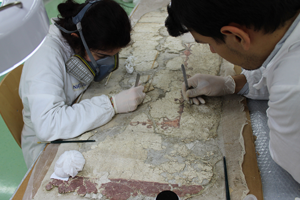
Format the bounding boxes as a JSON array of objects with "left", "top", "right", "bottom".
[{"left": 0, "top": 0, "right": 49, "bottom": 76}]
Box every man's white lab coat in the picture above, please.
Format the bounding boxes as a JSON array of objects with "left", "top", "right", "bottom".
[
  {"left": 19, "top": 23, "right": 115, "bottom": 168},
  {"left": 242, "top": 15, "right": 300, "bottom": 183}
]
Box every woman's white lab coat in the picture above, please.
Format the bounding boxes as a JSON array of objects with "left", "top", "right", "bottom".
[
  {"left": 19, "top": 22, "right": 115, "bottom": 168},
  {"left": 242, "top": 16, "right": 300, "bottom": 183}
]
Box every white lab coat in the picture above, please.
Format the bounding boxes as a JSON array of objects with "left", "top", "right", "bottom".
[
  {"left": 19, "top": 22, "right": 115, "bottom": 168},
  {"left": 242, "top": 16, "right": 300, "bottom": 183}
]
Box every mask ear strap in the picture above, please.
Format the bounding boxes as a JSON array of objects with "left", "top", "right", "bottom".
[
  {"left": 75, "top": 22, "right": 99, "bottom": 73},
  {"left": 54, "top": 23, "right": 78, "bottom": 34},
  {"left": 71, "top": 0, "right": 101, "bottom": 73},
  {"left": 72, "top": 0, "right": 97, "bottom": 25}
]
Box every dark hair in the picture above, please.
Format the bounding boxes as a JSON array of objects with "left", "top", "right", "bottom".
[
  {"left": 55, "top": 0, "right": 131, "bottom": 56},
  {"left": 165, "top": 0, "right": 300, "bottom": 42}
]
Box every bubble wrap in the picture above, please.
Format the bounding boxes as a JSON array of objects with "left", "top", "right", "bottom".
[{"left": 247, "top": 99, "right": 300, "bottom": 200}]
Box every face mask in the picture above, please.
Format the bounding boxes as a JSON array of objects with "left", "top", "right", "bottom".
[
  {"left": 55, "top": 0, "right": 119, "bottom": 84},
  {"left": 64, "top": 53, "right": 118, "bottom": 84},
  {"left": 87, "top": 53, "right": 119, "bottom": 82}
]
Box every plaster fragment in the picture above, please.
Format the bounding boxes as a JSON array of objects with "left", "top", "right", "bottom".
[
  {"left": 135, "top": 61, "right": 159, "bottom": 71},
  {"left": 143, "top": 83, "right": 155, "bottom": 93},
  {"left": 187, "top": 44, "right": 221, "bottom": 75},
  {"left": 45, "top": 182, "right": 54, "bottom": 191},
  {"left": 51, "top": 179, "right": 64, "bottom": 186},
  {"left": 166, "top": 57, "right": 184, "bottom": 71},
  {"left": 57, "top": 182, "right": 68, "bottom": 194},
  {"left": 133, "top": 23, "right": 162, "bottom": 33},
  {"left": 152, "top": 70, "right": 175, "bottom": 92},
  {"left": 78, "top": 132, "right": 94, "bottom": 141},
  {"left": 139, "top": 16, "right": 165, "bottom": 24},
  {"left": 160, "top": 162, "right": 185, "bottom": 174},
  {"left": 173, "top": 185, "right": 203, "bottom": 197},
  {"left": 186, "top": 143, "right": 195, "bottom": 150},
  {"left": 45, "top": 177, "right": 98, "bottom": 196},
  {"left": 119, "top": 46, "right": 132, "bottom": 58},
  {"left": 34, "top": 5, "right": 246, "bottom": 200},
  {"left": 77, "top": 185, "right": 87, "bottom": 196},
  {"left": 100, "top": 179, "right": 202, "bottom": 199},
  {"left": 65, "top": 176, "right": 83, "bottom": 193},
  {"left": 159, "top": 26, "right": 169, "bottom": 37},
  {"left": 85, "top": 179, "right": 98, "bottom": 194},
  {"left": 133, "top": 50, "right": 158, "bottom": 64},
  {"left": 140, "top": 9, "right": 167, "bottom": 19},
  {"left": 162, "top": 37, "right": 185, "bottom": 53},
  {"left": 131, "top": 32, "right": 163, "bottom": 42},
  {"left": 133, "top": 41, "right": 158, "bottom": 52},
  {"left": 150, "top": 88, "right": 182, "bottom": 119},
  {"left": 143, "top": 95, "right": 152, "bottom": 104}
]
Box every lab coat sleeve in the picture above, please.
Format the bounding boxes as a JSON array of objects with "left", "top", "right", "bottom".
[
  {"left": 268, "top": 85, "right": 300, "bottom": 183},
  {"left": 21, "top": 44, "right": 115, "bottom": 142},
  {"left": 267, "top": 57, "right": 300, "bottom": 183},
  {"left": 241, "top": 68, "right": 269, "bottom": 100}
]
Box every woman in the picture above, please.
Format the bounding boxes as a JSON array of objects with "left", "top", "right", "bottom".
[{"left": 19, "top": 0, "right": 145, "bottom": 168}]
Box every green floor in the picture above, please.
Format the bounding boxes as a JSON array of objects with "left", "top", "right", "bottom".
[{"left": 0, "top": 1, "right": 134, "bottom": 199}]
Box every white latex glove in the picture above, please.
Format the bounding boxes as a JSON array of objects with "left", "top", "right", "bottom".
[
  {"left": 182, "top": 74, "right": 235, "bottom": 105},
  {"left": 112, "top": 85, "right": 145, "bottom": 113}
]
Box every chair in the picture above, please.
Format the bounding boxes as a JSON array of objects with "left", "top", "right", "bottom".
[{"left": 0, "top": 64, "right": 24, "bottom": 148}]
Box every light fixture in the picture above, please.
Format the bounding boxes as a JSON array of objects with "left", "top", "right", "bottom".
[{"left": 0, "top": 0, "right": 49, "bottom": 76}]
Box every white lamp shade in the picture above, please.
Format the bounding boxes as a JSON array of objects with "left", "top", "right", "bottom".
[{"left": 0, "top": 0, "right": 49, "bottom": 76}]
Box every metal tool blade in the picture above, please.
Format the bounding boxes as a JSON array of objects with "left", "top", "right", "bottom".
[
  {"left": 181, "top": 64, "right": 192, "bottom": 104},
  {"left": 135, "top": 73, "right": 140, "bottom": 87}
]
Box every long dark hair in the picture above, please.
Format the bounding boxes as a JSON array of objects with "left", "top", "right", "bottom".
[{"left": 55, "top": 0, "right": 131, "bottom": 56}]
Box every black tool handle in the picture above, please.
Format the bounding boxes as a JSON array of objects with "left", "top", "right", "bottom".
[
  {"left": 223, "top": 156, "right": 231, "bottom": 200},
  {"left": 51, "top": 140, "right": 96, "bottom": 143}
]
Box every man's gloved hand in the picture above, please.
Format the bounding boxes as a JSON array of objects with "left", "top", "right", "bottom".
[
  {"left": 182, "top": 74, "right": 236, "bottom": 105},
  {"left": 112, "top": 85, "right": 146, "bottom": 113}
]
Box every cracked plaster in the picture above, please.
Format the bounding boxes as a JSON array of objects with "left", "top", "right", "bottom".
[
  {"left": 32, "top": 5, "right": 248, "bottom": 200},
  {"left": 162, "top": 37, "right": 186, "bottom": 53},
  {"left": 131, "top": 32, "right": 163, "bottom": 42},
  {"left": 133, "top": 23, "right": 162, "bottom": 33},
  {"left": 166, "top": 57, "right": 184, "bottom": 71},
  {"left": 186, "top": 44, "right": 222, "bottom": 75}
]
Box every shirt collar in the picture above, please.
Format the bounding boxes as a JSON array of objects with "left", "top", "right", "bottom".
[{"left": 262, "top": 13, "right": 300, "bottom": 68}]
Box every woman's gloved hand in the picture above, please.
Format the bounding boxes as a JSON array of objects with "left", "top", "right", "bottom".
[
  {"left": 182, "top": 74, "right": 236, "bottom": 105},
  {"left": 112, "top": 85, "right": 146, "bottom": 113}
]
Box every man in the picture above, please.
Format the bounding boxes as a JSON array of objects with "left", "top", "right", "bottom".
[{"left": 165, "top": 0, "right": 300, "bottom": 183}]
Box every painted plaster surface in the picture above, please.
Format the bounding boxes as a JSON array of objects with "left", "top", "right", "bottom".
[
  {"left": 161, "top": 37, "right": 186, "bottom": 53},
  {"left": 31, "top": 6, "right": 248, "bottom": 200}
]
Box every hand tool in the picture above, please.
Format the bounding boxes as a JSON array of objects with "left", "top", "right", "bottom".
[
  {"left": 181, "top": 64, "right": 192, "bottom": 105},
  {"left": 37, "top": 140, "right": 96, "bottom": 144},
  {"left": 223, "top": 156, "right": 231, "bottom": 200},
  {"left": 105, "top": 72, "right": 113, "bottom": 86},
  {"left": 135, "top": 73, "right": 140, "bottom": 87}
]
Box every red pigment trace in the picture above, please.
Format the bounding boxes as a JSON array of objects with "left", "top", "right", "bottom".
[
  {"left": 130, "top": 97, "right": 185, "bottom": 130},
  {"left": 100, "top": 179, "right": 203, "bottom": 200},
  {"left": 45, "top": 176, "right": 97, "bottom": 196},
  {"left": 183, "top": 44, "right": 193, "bottom": 69},
  {"left": 46, "top": 177, "right": 203, "bottom": 199}
]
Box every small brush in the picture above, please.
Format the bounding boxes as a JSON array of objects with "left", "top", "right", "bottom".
[{"left": 37, "top": 140, "right": 96, "bottom": 144}]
